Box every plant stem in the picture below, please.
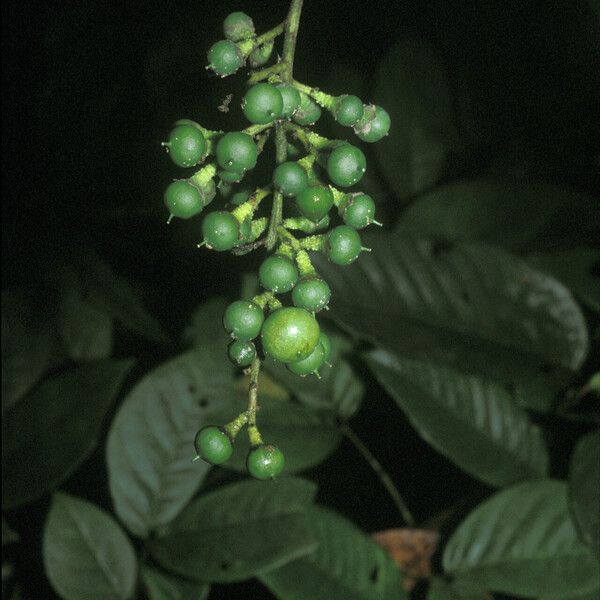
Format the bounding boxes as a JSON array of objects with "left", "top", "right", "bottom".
[
  {"left": 265, "top": 0, "right": 304, "bottom": 250},
  {"left": 341, "top": 423, "right": 416, "bottom": 526},
  {"left": 247, "top": 357, "right": 263, "bottom": 446}
]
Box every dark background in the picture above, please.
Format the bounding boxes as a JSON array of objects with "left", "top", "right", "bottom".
[{"left": 3, "top": 0, "right": 599, "bottom": 598}]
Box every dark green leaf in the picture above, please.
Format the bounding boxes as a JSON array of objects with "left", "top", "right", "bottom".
[
  {"left": 214, "top": 395, "right": 342, "bottom": 474},
  {"left": 141, "top": 564, "right": 210, "bottom": 600},
  {"left": 181, "top": 297, "right": 230, "bottom": 348},
  {"left": 1, "top": 288, "right": 57, "bottom": 413},
  {"left": 107, "top": 346, "right": 243, "bottom": 538},
  {"left": 259, "top": 505, "right": 406, "bottom": 600},
  {"left": 148, "top": 477, "right": 318, "bottom": 583},
  {"left": 398, "top": 180, "right": 599, "bottom": 253},
  {"left": 58, "top": 285, "right": 113, "bottom": 361},
  {"left": 443, "top": 479, "right": 600, "bottom": 597},
  {"left": 264, "top": 332, "right": 364, "bottom": 419},
  {"left": 427, "top": 577, "right": 485, "bottom": 600},
  {"left": 2, "top": 518, "right": 19, "bottom": 546},
  {"left": 539, "top": 588, "right": 600, "bottom": 600},
  {"left": 569, "top": 430, "right": 600, "bottom": 555},
  {"left": 43, "top": 492, "right": 137, "bottom": 600},
  {"left": 78, "top": 250, "right": 169, "bottom": 345},
  {"left": 2, "top": 359, "right": 134, "bottom": 509},
  {"left": 528, "top": 248, "right": 600, "bottom": 314},
  {"left": 365, "top": 350, "right": 548, "bottom": 487},
  {"left": 315, "top": 234, "right": 588, "bottom": 386},
  {"left": 373, "top": 36, "right": 459, "bottom": 199}
]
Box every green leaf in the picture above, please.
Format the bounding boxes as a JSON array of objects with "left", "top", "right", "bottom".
[
  {"left": 214, "top": 395, "right": 342, "bottom": 474},
  {"left": 43, "top": 492, "right": 137, "bottom": 600},
  {"left": 140, "top": 564, "right": 210, "bottom": 600},
  {"left": 1, "top": 288, "right": 57, "bottom": 413},
  {"left": 528, "top": 248, "right": 600, "bottom": 314},
  {"left": 2, "top": 359, "right": 134, "bottom": 509},
  {"left": 77, "top": 250, "right": 169, "bottom": 345},
  {"left": 181, "top": 297, "right": 230, "bottom": 348},
  {"left": 58, "top": 284, "right": 113, "bottom": 361},
  {"left": 427, "top": 577, "right": 485, "bottom": 600},
  {"left": 2, "top": 518, "right": 20, "bottom": 546},
  {"left": 259, "top": 505, "right": 406, "bottom": 600},
  {"left": 147, "top": 477, "right": 318, "bottom": 583},
  {"left": 365, "top": 350, "right": 548, "bottom": 487},
  {"left": 398, "top": 180, "right": 600, "bottom": 253},
  {"left": 264, "top": 332, "right": 364, "bottom": 419},
  {"left": 314, "top": 234, "right": 589, "bottom": 386},
  {"left": 569, "top": 430, "right": 600, "bottom": 555},
  {"left": 107, "top": 346, "right": 243, "bottom": 538},
  {"left": 539, "top": 588, "right": 600, "bottom": 600},
  {"left": 442, "top": 479, "right": 600, "bottom": 597},
  {"left": 373, "top": 36, "right": 459, "bottom": 199}
]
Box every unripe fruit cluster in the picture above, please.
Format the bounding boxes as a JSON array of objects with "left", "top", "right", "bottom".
[{"left": 161, "top": 10, "right": 390, "bottom": 482}]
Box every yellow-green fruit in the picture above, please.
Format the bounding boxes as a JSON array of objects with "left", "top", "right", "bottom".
[{"left": 261, "top": 307, "right": 320, "bottom": 363}]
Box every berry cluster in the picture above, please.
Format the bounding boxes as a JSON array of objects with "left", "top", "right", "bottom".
[{"left": 162, "top": 7, "right": 389, "bottom": 480}]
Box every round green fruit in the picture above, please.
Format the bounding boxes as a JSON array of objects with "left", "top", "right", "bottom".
[
  {"left": 218, "top": 169, "right": 244, "bottom": 183},
  {"left": 165, "top": 124, "right": 206, "bottom": 168},
  {"left": 246, "top": 444, "right": 285, "bottom": 480},
  {"left": 340, "top": 193, "right": 376, "bottom": 229},
  {"left": 292, "top": 277, "right": 331, "bottom": 312},
  {"left": 261, "top": 307, "right": 320, "bottom": 363},
  {"left": 293, "top": 92, "right": 321, "bottom": 126},
  {"left": 326, "top": 225, "right": 363, "bottom": 265},
  {"left": 201, "top": 211, "right": 240, "bottom": 251},
  {"left": 231, "top": 188, "right": 251, "bottom": 206},
  {"left": 242, "top": 83, "right": 284, "bottom": 124},
  {"left": 327, "top": 144, "right": 366, "bottom": 187},
  {"left": 223, "top": 11, "right": 255, "bottom": 42},
  {"left": 296, "top": 185, "right": 334, "bottom": 222},
  {"left": 355, "top": 105, "right": 391, "bottom": 143},
  {"left": 318, "top": 331, "right": 332, "bottom": 363},
  {"left": 216, "top": 132, "right": 257, "bottom": 173},
  {"left": 207, "top": 40, "right": 243, "bottom": 76},
  {"left": 286, "top": 338, "right": 326, "bottom": 376},
  {"left": 273, "top": 162, "right": 308, "bottom": 197},
  {"left": 164, "top": 180, "right": 203, "bottom": 219},
  {"left": 194, "top": 426, "right": 233, "bottom": 464},
  {"left": 248, "top": 41, "right": 274, "bottom": 68},
  {"left": 228, "top": 340, "right": 256, "bottom": 367},
  {"left": 223, "top": 300, "right": 264, "bottom": 340},
  {"left": 333, "top": 95, "right": 364, "bottom": 127},
  {"left": 276, "top": 84, "right": 302, "bottom": 118},
  {"left": 259, "top": 255, "right": 299, "bottom": 293}
]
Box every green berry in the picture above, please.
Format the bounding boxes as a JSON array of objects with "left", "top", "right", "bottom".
[
  {"left": 165, "top": 124, "right": 206, "bottom": 168},
  {"left": 164, "top": 181, "right": 204, "bottom": 219},
  {"left": 223, "top": 300, "right": 264, "bottom": 340},
  {"left": 238, "top": 218, "right": 253, "bottom": 244},
  {"left": 201, "top": 211, "right": 240, "bottom": 251},
  {"left": 273, "top": 162, "right": 308, "bottom": 197},
  {"left": 247, "top": 444, "right": 285, "bottom": 480},
  {"left": 261, "top": 307, "right": 320, "bottom": 363},
  {"left": 259, "top": 255, "right": 299, "bottom": 293},
  {"left": 216, "top": 132, "right": 257, "bottom": 173},
  {"left": 355, "top": 105, "right": 391, "bottom": 143},
  {"left": 242, "top": 83, "right": 284, "bottom": 125},
  {"left": 219, "top": 169, "right": 244, "bottom": 183},
  {"left": 218, "top": 180, "right": 233, "bottom": 199},
  {"left": 333, "top": 95, "right": 364, "bottom": 127},
  {"left": 231, "top": 188, "right": 251, "bottom": 205},
  {"left": 326, "top": 225, "right": 363, "bottom": 265},
  {"left": 292, "top": 277, "right": 331, "bottom": 312},
  {"left": 223, "top": 12, "right": 255, "bottom": 42},
  {"left": 318, "top": 331, "right": 332, "bottom": 363},
  {"left": 340, "top": 193, "right": 376, "bottom": 229},
  {"left": 286, "top": 338, "right": 326, "bottom": 376},
  {"left": 286, "top": 141, "right": 303, "bottom": 160},
  {"left": 207, "top": 40, "right": 243, "bottom": 77},
  {"left": 249, "top": 41, "right": 274, "bottom": 68},
  {"left": 296, "top": 185, "right": 334, "bottom": 222},
  {"left": 276, "top": 84, "right": 302, "bottom": 118},
  {"left": 326, "top": 144, "right": 366, "bottom": 187},
  {"left": 195, "top": 426, "right": 233, "bottom": 464},
  {"left": 228, "top": 340, "right": 256, "bottom": 367},
  {"left": 293, "top": 92, "right": 321, "bottom": 126}
]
